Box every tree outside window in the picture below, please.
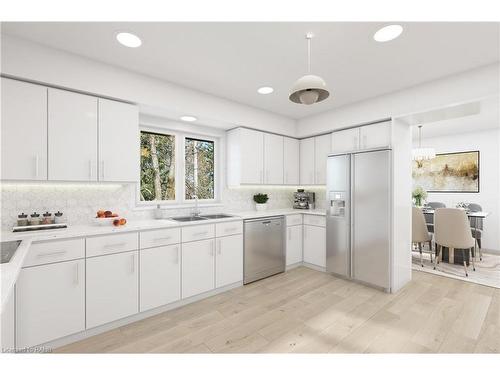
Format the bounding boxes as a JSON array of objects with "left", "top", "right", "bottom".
[{"left": 185, "top": 137, "right": 215, "bottom": 200}]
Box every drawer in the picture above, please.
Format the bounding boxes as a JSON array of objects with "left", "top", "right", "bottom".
[
  {"left": 303, "top": 214, "right": 326, "bottom": 227},
  {"left": 215, "top": 220, "right": 243, "bottom": 237},
  {"left": 181, "top": 224, "right": 215, "bottom": 243},
  {"left": 86, "top": 232, "right": 139, "bottom": 257},
  {"left": 140, "top": 227, "right": 181, "bottom": 249},
  {"left": 286, "top": 214, "right": 303, "bottom": 226},
  {"left": 23, "top": 238, "right": 85, "bottom": 267}
]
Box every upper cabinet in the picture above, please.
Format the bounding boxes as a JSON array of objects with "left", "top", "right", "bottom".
[
  {"left": 1, "top": 79, "right": 139, "bottom": 182},
  {"left": 299, "top": 137, "right": 315, "bottom": 185},
  {"left": 263, "top": 133, "right": 284, "bottom": 184},
  {"left": 1, "top": 78, "right": 48, "bottom": 180},
  {"left": 227, "top": 127, "right": 264, "bottom": 185},
  {"left": 283, "top": 137, "right": 299, "bottom": 185},
  {"left": 98, "top": 99, "right": 139, "bottom": 182},
  {"left": 331, "top": 122, "right": 391, "bottom": 154},
  {"left": 48, "top": 89, "right": 98, "bottom": 181},
  {"left": 314, "top": 134, "right": 331, "bottom": 185}
]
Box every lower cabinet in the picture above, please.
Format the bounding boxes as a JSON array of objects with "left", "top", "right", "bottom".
[
  {"left": 286, "top": 225, "right": 303, "bottom": 266},
  {"left": 16, "top": 259, "right": 85, "bottom": 348},
  {"left": 216, "top": 234, "right": 243, "bottom": 288},
  {"left": 182, "top": 239, "right": 215, "bottom": 299},
  {"left": 303, "top": 225, "right": 326, "bottom": 268},
  {"left": 1, "top": 288, "right": 15, "bottom": 351},
  {"left": 86, "top": 251, "right": 139, "bottom": 329},
  {"left": 140, "top": 245, "right": 181, "bottom": 312}
]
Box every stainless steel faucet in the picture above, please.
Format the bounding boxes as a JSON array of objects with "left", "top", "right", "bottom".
[{"left": 191, "top": 195, "right": 201, "bottom": 217}]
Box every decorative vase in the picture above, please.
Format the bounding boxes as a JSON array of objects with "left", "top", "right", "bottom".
[
  {"left": 255, "top": 203, "right": 268, "bottom": 211},
  {"left": 414, "top": 197, "right": 422, "bottom": 207}
]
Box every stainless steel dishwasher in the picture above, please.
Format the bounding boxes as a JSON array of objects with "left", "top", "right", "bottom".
[{"left": 244, "top": 216, "right": 285, "bottom": 284}]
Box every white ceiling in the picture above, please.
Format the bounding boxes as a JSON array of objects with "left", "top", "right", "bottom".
[{"left": 2, "top": 22, "right": 499, "bottom": 119}]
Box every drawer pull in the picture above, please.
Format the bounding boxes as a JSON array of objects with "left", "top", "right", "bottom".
[
  {"left": 37, "top": 250, "right": 68, "bottom": 258},
  {"left": 193, "top": 231, "right": 208, "bottom": 236},
  {"left": 153, "top": 236, "right": 172, "bottom": 241},
  {"left": 224, "top": 227, "right": 238, "bottom": 232},
  {"left": 104, "top": 242, "right": 127, "bottom": 249}
]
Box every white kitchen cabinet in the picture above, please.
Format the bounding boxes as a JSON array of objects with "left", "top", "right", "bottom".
[
  {"left": 263, "top": 133, "right": 284, "bottom": 184},
  {"left": 140, "top": 245, "right": 181, "bottom": 312},
  {"left": 286, "top": 225, "right": 303, "bottom": 266},
  {"left": 226, "top": 127, "right": 264, "bottom": 185},
  {"left": 283, "top": 137, "right": 299, "bottom": 185},
  {"left": 1, "top": 78, "right": 48, "bottom": 180},
  {"left": 215, "top": 234, "right": 243, "bottom": 288},
  {"left": 331, "top": 127, "right": 360, "bottom": 154},
  {"left": 16, "top": 260, "right": 85, "bottom": 348},
  {"left": 359, "top": 122, "right": 391, "bottom": 150},
  {"left": 1, "top": 288, "right": 15, "bottom": 352},
  {"left": 182, "top": 239, "right": 215, "bottom": 299},
  {"left": 299, "top": 137, "right": 315, "bottom": 185},
  {"left": 48, "top": 88, "right": 98, "bottom": 181},
  {"left": 98, "top": 99, "right": 139, "bottom": 182},
  {"left": 303, "top": 225, "right": 326, "bottom": 268},
  {"left": 86, "top": 251, "right": 139, "bottom": 329},
  {"left": 314, "top": 134, "right": 331, "bottom": 185}
]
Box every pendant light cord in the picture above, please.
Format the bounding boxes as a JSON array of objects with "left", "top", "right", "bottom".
[
  {"left": 418, "top": 125, "right": 422, "bottom": 148},
  {"left": 307, "top": 36, "right": 311, "bottom": 73}
]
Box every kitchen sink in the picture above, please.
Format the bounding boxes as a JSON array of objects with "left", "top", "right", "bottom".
[
  {"left": 170, "top": 216, "right": 208, "bottom": 222},
  {"left": 200, "top": 214, "right": 235, "bottom": 219},
  {"left": 1, "top": 240, "right": 21, "bottom": 264}
]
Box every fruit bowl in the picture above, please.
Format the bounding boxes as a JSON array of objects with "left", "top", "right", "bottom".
[{"left": 93, "top": 217, "right": 121, "bottom": 226}]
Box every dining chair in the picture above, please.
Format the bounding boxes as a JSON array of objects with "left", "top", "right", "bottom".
[
  {"left": 467, "top": 203, "right": 483, "bottom": 260},
  {"left": 412, "top": 207, "right": 433, "bottom": 266},
  {"left": 425, "top": 202, "right": 446, "bottom": 232},
  {"left": 434, "top": 208, "right": 475, "bottom": 277}
]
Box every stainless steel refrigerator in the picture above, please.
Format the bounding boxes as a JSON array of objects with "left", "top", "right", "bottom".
[{"left": 326, "top": 149, "right": 391, "bottom": 290}]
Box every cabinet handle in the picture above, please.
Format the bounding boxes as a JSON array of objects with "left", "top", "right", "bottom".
[
  {"left": 74, "top": 263, "right": 79, "bottom": 285},
  {"left": 101, "top": 160, "right": 105, "bottom": 180},
  {"left": 130, "top": 254, "right": 135, "bottom": 273},
  {"left": 288, "top": 228, "right": 291, "bottom": 241},
  {"left": 193, "top": 231, "right": 208, "bottom": 237},
  {"left": 89, "top": 160, "right": 93, "bottom": 180},
  {"left": 153, "top": 236, "right": 172, "bottom": 241},
  {"left": 104, "top": 242, "right": 127, "bottom": 249},
  {"left": 224, "top": 227, "right": 237, "bottom": 233},
  {"left": 34, "top": 155, "right": 39, "bottom": 178},
  {"left": 217, "top": 239, "right": 222, "bottom": 255},
  {"left": 37, "top": 250, "right": 67, "bottom": 258}
]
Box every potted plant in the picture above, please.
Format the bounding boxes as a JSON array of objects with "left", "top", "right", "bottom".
[
  {"left": 253, "top": 193, "right": 269, "bottom": 211},
  {"left": 412, "top": 186, "right": 427, "bottom": 207}
]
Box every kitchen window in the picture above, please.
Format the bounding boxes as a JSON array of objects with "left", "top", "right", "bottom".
[{"left": 139, "top": 129, "right": 219, "bottom": 204}]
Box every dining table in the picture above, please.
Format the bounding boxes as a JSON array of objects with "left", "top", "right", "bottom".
[{"left": 421, "top": 208, "right": 490, "bottom": 264}]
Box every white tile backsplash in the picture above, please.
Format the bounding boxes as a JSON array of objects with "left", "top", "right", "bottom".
[{"left": 1, "top": 182, "right": 325, "bottom": 230}]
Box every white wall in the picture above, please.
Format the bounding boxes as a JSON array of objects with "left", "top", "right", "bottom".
[
  {"left": 413, "top": 128, "right": 500, "bottom": 251},
  {"left": 296, "top": 63, "right": 499, "bottom": 137},
  {"left": 0, "top": 35, "right": 296, "bottom": 136}
]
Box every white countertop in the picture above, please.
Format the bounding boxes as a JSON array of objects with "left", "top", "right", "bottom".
[{"left": 0, "top": 208, "right": 325, "bottom": 311}]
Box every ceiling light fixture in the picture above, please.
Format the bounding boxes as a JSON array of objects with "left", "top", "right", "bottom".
[
  {"left": 412, "top": 125, "right": 436, "bottom": 167},
  {"left": 289, "top": 33, "right": 330, "bottom": 105},
  {"left": 373, "top": 25, "right": 403, "bottom": 42},
  {"left": 257, "top": 86, "right": 274, "bottom": 95},
  {"left": 116, "top": 32, "right": 142, "bottom": 48},
  {"left": 180, "top": 115, "right": 197, "bottom": 122}
]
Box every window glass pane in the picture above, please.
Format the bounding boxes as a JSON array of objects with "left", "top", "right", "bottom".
[
  {"left": 185, "top": 137, "right": 215, "bottom": 200},
  {"left": 140, "top": 131, "right": 175, "bottom": 201}
]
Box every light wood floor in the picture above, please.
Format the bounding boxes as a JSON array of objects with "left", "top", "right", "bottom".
[{"left": 56, "top": 267, "right": 500, "bottom": 353}]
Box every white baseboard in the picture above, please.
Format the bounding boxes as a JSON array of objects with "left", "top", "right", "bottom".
[{"left": 302, "top": 262, "right": 326, "bottom": 272}]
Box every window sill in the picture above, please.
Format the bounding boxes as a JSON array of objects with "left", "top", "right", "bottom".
[{"left": 132, "top": 202, "right": 224, "bottom": 211}]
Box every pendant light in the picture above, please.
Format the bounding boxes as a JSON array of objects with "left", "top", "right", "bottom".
[
  {"left": 412, "top": 125, "right": 436, "bottom": 164},
  {"left": 289, "top": 33, "right": 330, "bottom": 105}
]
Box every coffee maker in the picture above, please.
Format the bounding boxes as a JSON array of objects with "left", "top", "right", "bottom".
[{"left": 293, "top": 189, "right": 315, "bottom": 210}]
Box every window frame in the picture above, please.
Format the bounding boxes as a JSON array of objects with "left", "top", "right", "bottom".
[{"left": 137, "top": 126, "right": 220, "bottom": 206}]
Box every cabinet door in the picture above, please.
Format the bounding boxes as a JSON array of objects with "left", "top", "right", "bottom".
[
  {"left": 283, "top": 137, "right": 299, "bottom": 185},
  {"left": 216, "top": 234, "right": 243, "bottom": 288},
  {"left": 314, "top": 134, "right": 331, "bottom": 185},
  {"left": 331, "top": 128, "right": 360, "bottom": 154},
  {"left": 264, "top": 133, "right": 284, "bottom": 184},
  {"left": 240, "top": 128, "right": 264, "bottom": 184},
  {"left": 1, "top": 78, "right": 47, "bottom": 180},
  {"left": 86, "top": 251, "right": 139, "bottom": 329},
  {"left": 303, "top": 225, "right": 326, "bottom": 267},
  {"left": 140, "top": 245, "right": 181, "bottom": 312},
  {"left": 359, "top": 122, "right": 391, "bottom": 150},
  {"left": 98, "top": 99, "right": 139, "bottom": 182},
  {"left": 48, "top": 89, "right": 98, "bottom": 181},
  {"left": 16, "top": 260, "right": 85, "bottom": 348},
  {"left": 299, "top": 138, "right": 315, "bottom": 185},
  {"left": 1, "top": 288, "right": 15, "bottom": 352},
  {"left": 182, "top": 239, "right": 215, "bottom": 299},
  {"left": 286, "top": 225, "right": 303, "bottom": 266}
]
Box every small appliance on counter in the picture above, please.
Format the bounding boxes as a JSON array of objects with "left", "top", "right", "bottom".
[
  {"left": 12, "top": 211, "right": 67, "bottom": 232},
  {"left": 293, "top": 189, "right": 315, "bottom": 209}
]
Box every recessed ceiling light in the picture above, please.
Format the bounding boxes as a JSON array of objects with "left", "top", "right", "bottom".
[
  {"left": 180, "top": 115, "right": 197, "bottom": 122},
  {"left": 116, "top": 32, "right": 142, "bottom": 48},
  {"left": 373, "top": 25, "right": 403, "bottom": 42},
  {"left": 257, "top": 86, "right": 274, "bottom": 95}
]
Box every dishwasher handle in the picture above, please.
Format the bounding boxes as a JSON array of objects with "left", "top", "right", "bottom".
[{"left": 244, "top": 216, "right": 284, "bottom": 223}]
